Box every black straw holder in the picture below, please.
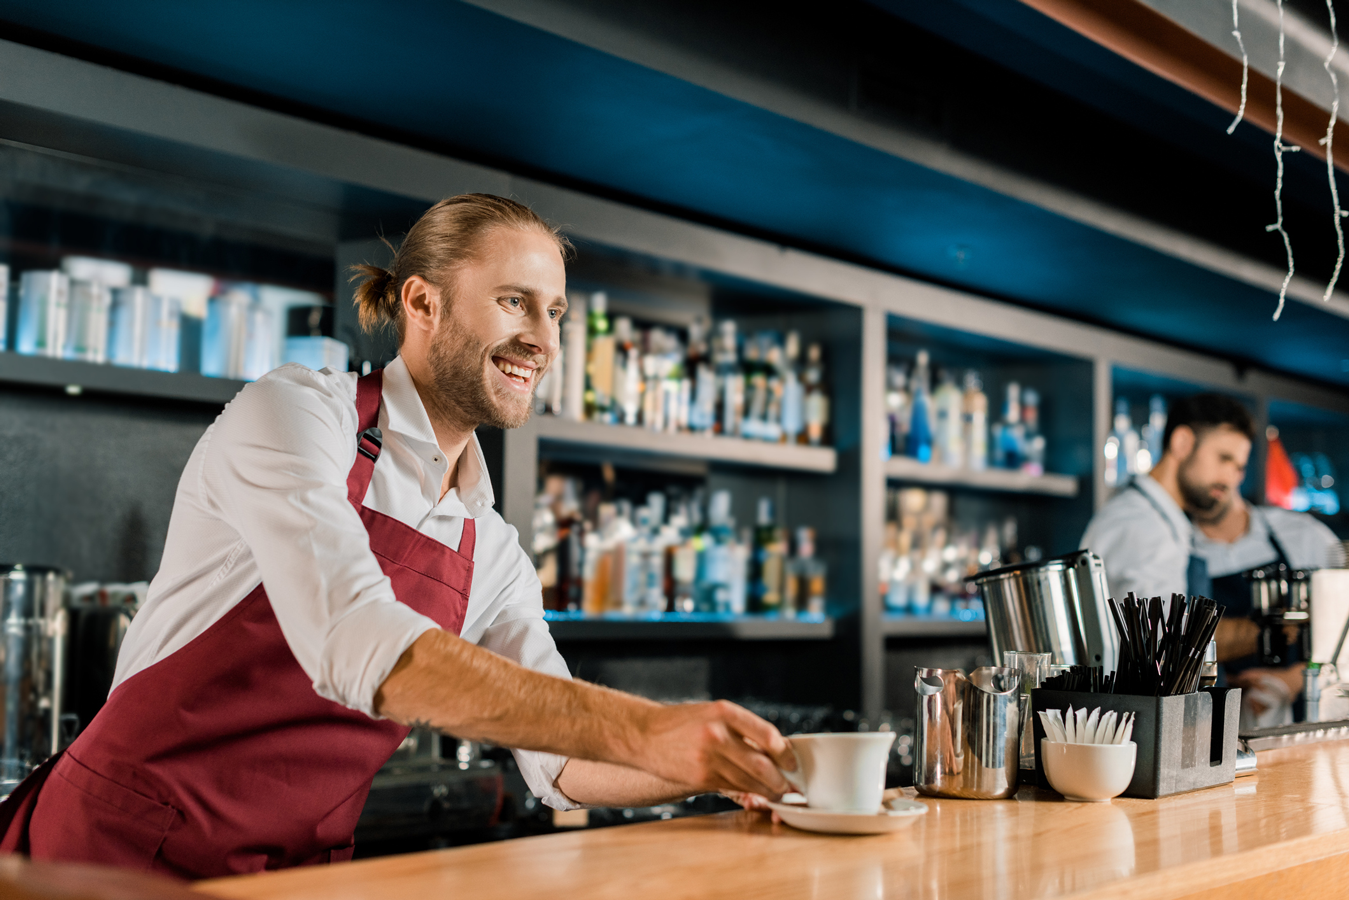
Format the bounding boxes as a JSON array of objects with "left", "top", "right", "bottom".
[{"left": 1031, "top": 688, "right": 1241, "bottom": 798}]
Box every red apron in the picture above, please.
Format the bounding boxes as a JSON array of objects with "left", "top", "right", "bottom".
[{"left": 0, "top": 371, "right": 477, "bottom": 878}]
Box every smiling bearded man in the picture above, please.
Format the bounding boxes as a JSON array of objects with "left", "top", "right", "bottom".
[{"left": 0, "top": 194, "right": 796, "bottom": 879}]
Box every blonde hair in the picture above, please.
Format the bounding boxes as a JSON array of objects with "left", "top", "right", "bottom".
[{"left": 349, "top": 193, "right": 572, "bottom": 341}]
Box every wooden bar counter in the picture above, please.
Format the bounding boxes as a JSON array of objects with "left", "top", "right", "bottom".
[{"left": 199, "top": 742, "right": 1349, "bottom": 900}]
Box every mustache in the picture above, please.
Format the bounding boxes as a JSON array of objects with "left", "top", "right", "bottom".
[{"left": 488, "top": 342, "right": 550, "bottom": 373}]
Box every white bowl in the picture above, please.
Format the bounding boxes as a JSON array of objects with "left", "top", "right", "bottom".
[{"left": 1041, "top": 740, "right": 1137, "bottom": 802}]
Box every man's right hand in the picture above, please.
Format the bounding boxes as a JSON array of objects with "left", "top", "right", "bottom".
[{"left": 632, "top": 700, "right": 796, "bottom": 799}]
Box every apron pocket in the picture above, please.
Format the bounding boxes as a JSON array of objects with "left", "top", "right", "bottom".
[{"left": 31, "top": 754, "right": 177, "bottom": 871}]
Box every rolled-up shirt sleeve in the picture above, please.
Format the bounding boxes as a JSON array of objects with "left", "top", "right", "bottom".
[
  {"left": 198, "top": 367, "right": 440, "bottom": 716},
  {"left": 474, "top": 549, "right": 581, "bottom": 811}
]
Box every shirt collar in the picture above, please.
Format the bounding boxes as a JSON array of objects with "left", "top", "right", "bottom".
[
  {"left": 1135, "top": 475, "right": 1194, "bottom": 547},
  {"left": 379, "top": 357, "right": 496, "bottom": 516}
]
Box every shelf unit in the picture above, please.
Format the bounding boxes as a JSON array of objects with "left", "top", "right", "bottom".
[
  {"left": 544, "top": 613, "right": 835, "bottom": 641},
  {"left": 884, "top": 457, "right": 1077, "bottom": 497},
  {"left": 532, "top": 417, "right": 837, "bottom": 473},
  {"left": 0, "top": 352, "right": 245, "bottom": 405},
  {"left": 880, "top": 614, "right": 987, "bottom": 638},
  {"left": 3, "top": 39, "right": 1349, "bottom": 722}
]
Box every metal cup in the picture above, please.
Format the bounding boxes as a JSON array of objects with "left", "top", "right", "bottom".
[{"left": 914, "top": 666, "right": 1021, "bottom": 799}]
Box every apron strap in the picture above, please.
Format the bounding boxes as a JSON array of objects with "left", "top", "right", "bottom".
[
  {"left": 1253, "top": 507, "right": 1294, "bottom": 568},
  {"left": 347, "top": 371, "right": 385, "bottom": 506},
  {"left": 459, "top": 518, "right": 476, "bottom": 560}
]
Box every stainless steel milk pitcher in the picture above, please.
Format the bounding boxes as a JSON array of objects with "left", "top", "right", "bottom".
[{"left": 913, "top": 666, "right": 1021, "bottom": 800}]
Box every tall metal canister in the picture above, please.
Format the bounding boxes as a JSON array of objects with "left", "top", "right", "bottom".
[
  {"left": 971, "top": 550, "right": 1118, "bottom": 671},
  {"left": 0, "top": 564, "right": 70, "bottom": 793}
]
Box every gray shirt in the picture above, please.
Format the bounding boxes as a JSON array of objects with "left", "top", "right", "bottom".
[
  {"left": 1080, "top": 477, "right": 1192, "bottom": 602},
  {"left": 1193, "top": 503, "right": 1343, "bottom": 577}
]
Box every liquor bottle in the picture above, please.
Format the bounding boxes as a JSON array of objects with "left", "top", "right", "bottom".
[
  {"left": 762, "top": 341, "right": 786, "bottom": 443},
  {"left": 715, "top": 320, "right": 744, "bottom": 437},
  {"left": 1022, "top": 388, "right": 1046, "bottom": 476},
  {"left": 612, "top": 316, "right": 641, "bottom": 426},
  {"left": 688, "top": 317, "right": 718, "bottom": 434},
  {"left": 661, "top": 331, "right": 686, "bottom": 433},
  {"left": 885, "top": 365, "right": 910, "bottom": 459},
  {"left": 996, "top": 382, "right": 1025, "bottom": 469},
  {"left": 669, "top": 496, "right": 702, "bottom": 613},
  {"left": 561, "top": 293, "right": 587, "bottom": 421},
  {"left": 906, "top": 350, "right": 934, "bottom": 463},
  {"left": 584, "top": 291, "right": 614, "bottom": 422},
  {"left": 933, "top": 369, "right": 964, "bottom": 468},
  {"left": 1104, "top": 398, "right": 1140, "bottom": 488},
  {"left": 1139, "top": 394, "right": 1167, "bottom": 473},
  {"left": 801, "top": 342, "right": 829, "bottom": 446},
  {"left": 749, "top": 497, "right": 787, "bottom": 614},
  {"left": 962, "top": 370, "right": 988, "bottom": 471},
  {"left": 642, "top": 328, "right": 665, "bottom": 432},
  {"left": 793, "top": 527, "right": 827, "bottom": 619},
  {"left": 728, "top": 528, "right": 751, "bottom": 615},
  {"left": 742, "top": 336, "right": 769, "bottom": 441},
  {"left": 780, "top": 331, "right": 805, "bottom": 444},
  {"left": 532, "top": 492, "right": 559, "bottom": 609},
  {"left": 697, "top": 490, "right": 735, "bottom": 612},
  {"left": 553, "top": 479, "right": 584, "bottom": 612}
]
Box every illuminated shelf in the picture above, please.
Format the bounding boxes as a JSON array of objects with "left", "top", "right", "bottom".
[
  {"left": 884, "top": 456, "right": 1078, "bottom": 497},
  {"left": 530, "top": 417, "right": 837, "bottom": 473},
  {"left": 544, "top": 611, "right": 835, "bottom": 640},
  {"left": 881, "top": 613, "right": 988, "bottom": 638},
  {"left": 0, "top": 352, "right": 245, "bottom": 405}
]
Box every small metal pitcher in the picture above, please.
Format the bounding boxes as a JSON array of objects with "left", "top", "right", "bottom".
[{"left": 913, "top": 666, "right": 1021, "bottom": 799}]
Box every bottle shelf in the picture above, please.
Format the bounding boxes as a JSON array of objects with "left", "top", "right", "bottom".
[
  {"left": 543, "top": 611, "right": 835, "bottom": 640},
  {"left": 881, "top": 612, "right": 988, "bottom": 638},
  {"left": 531, "top": 417, "right": 838, "bottom": 473},
  {"left": 0, "top": 352, "right": 245, "bottom": 405},
  {"left": 884, "top": 456, "right": 1078, "bottom": 497}
]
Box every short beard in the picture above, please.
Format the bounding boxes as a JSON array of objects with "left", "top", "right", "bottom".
[
  {"left": 424, "top": 317, "right": 545, "bottom": 431},
  {"left": 1177, "top": 454, "right": 1230, "bottom": 520}
]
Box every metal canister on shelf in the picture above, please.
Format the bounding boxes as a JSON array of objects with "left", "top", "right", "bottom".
[
  {"left": 16, "top": 270, "right": 70, "bottom": 358},
  {"left": 0, "top": 565, "right": 72, "bottom": 795},
  {"left": 64, "top": 279, "right": 112, "bottom": 363}
]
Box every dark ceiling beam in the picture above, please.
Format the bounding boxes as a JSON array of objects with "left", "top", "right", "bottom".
[{"left": 1021, "top": 0, "right": 1349, "bottom": 170}]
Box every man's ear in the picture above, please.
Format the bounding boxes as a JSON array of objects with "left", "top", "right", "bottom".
[
  {"left": 1169, "top": 425, "right": 1196, "bottom": 460},
  {"left": 401, "top": 275, "right": 443, "bottom": 338}
]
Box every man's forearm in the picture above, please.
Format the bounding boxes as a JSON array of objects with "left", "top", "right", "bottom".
[
  {"left": 374, "top": 629, "right": 656, "bottom": 766},
  {"left": 1215, "top": 618, "right": 1259, "bottom": 663},
  {"left": 373, "top": 628, "right": 799, "bottom": 800},
  {"left": 556, "top": 759, "right": 697, "bottom": 808}
]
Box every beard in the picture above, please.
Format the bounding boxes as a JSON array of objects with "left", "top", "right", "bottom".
[
  {"left": 1177, "top": 455, "right": 1230, "bottom": 520},
  {"left": 423, "top": 317, "right": 548, "bottom": 431}
]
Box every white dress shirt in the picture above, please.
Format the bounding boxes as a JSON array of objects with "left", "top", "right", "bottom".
[
  {"left": 116, "top": 357, "right": 577, "bottom": 810},
  {"left": 1193, "top": 503, "right": 1343, "bottom": 577},
  {"left": 1080, "top": 476, "right": 1192, "bottom": 602}
]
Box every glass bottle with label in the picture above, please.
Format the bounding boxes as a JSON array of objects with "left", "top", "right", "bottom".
[
  {"left": 584, "top": 291, "right": 614, "bottom": 422},
  {"left": 906, "top": 350, "right": 934, "bottom": 463},
  {"left": 962, "top": 370, "right": 988, "bottom": 471},
  {"left": 934, "top": 369, "right": 964, "bottom": 468},
  {"left": 801, "top": 342, "right": 829, "bottom": 446}
]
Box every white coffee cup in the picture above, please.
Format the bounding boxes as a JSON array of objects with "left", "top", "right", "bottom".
[{"left": 778, "top": 732, "right": 897, "bottom": 812}]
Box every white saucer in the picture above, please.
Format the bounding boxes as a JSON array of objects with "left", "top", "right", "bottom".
[{"left": 766, "top": 796, "right": 928, "bottom": 835}]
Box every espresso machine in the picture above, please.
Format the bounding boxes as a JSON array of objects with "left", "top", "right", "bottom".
[
  {"left": 1246, "top": 564, "right": 1312, "bottom": 667},
  {"left": 0, "top": 564, "right": 73, "bottom": 794}
]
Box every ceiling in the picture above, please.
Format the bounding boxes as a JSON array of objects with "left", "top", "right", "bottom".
[{"left": 2, "top": 0, "right": 1349, "bottom": 389}]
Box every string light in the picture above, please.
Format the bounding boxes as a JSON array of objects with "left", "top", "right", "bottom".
[
  {"left": 1268, "top": 0, "right": 1299, "bottom": 321},
  {"left": 1320, "top": 0, "right": 1346, "bottom": 304},
  {"left": 1227, "top": 0, "right": 1250, "bottom": 134}
]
